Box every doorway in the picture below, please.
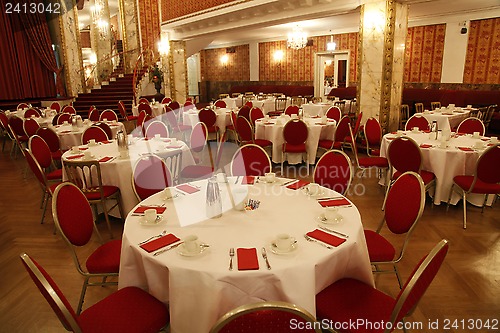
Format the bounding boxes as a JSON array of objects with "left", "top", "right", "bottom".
[{"left": 314, "top": 51, "right": 350, "bottom": 100}]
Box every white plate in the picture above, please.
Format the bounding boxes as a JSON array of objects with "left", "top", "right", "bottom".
[
  {"left": 176, "top": 243, "right": 206, "bottom": 257},
  {"left": 269, "top": 242, "right": 298, "bottom": 255},
  {"left": 139, "top": 215, "right": 164, "bottom": 226},
  {"left": 317, "top": 213, "right": 343, "bottom": 225},
  {"left": 262, "top": 178, "right": 277, "bottom": 184}
]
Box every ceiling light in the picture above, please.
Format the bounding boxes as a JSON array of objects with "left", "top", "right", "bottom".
[
  {"left": 327, "top": 34, "right": 336, "bottom": 51},
  {"left": 287, "top": 25, "right": 308, "bottom": 50}
]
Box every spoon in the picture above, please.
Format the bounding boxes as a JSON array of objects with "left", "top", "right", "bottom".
[{"left": 139, "top": 229, "right": 167, "bottom": 245}]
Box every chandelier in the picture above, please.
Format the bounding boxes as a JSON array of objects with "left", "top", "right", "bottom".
[
  {"left": 327, "top": 33, "right": 336, "bottom": 51},
  {"left": 287, "top": 25, "right": 308, "bottom": 50}
]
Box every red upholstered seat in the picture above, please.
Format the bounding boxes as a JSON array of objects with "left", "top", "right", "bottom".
[
  {"left": 283, "top": 142, "right": 306, "bottom": 153},
  {"left": 132, "top": 154, "right": 172, "bottom": 200},
  {"left": 99, "top": 109, "right": 118, "bottom": 122},
  {"left": 29, "top": 135, "right": 63, "bottom": 182},
  {"left": 358, "top": 156, "right": 388, "bottom": 168},
  {"left": 405, "top": 114, "right": 430, "bottom": 131},
  {"left": 456, "top": 117, "right": 485, "bottom": 135},
  {"left": 363, "top": 230, "right": 396, "bottom": 262},
  {"left": 82, "top": 126, "right": 108, "bottom": 144},
  {"left": 36, "top": 127, "right": 63, "bottom": 161},
  {"left": 453, "top": 175, "right": 500, "bottom": 194},
  {"left": 86, "top": 239, "right": 122, "bottom": 273},
  {"left": 46, "top": 168, "right": 63, "bottom": 180},
  {"left": 394, "top": 169, "right": 435, "bottom": 185},
  {"left": 145, "top": 120, "right": 170, "bottom": 139}
]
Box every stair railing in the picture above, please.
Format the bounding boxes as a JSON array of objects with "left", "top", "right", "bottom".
[{"left": 132, "top": 48, "right": 157, "bottom": 105}]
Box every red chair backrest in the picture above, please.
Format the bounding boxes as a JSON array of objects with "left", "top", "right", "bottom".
[
  {"left": 24, "top": 108, "right": 40, "bottom": 118},
  {"left": 214, "top": 100, "right": 227, "bottom": 108},
  {"left": 118, "top": 101, "right": 126, "bottom": 118},
  {"left": 168, "top": 101, "right": 181, "bottom": 111},
  {"left": 138, "top": 103, "right": 152, "bottom": 116},
  {"left": 29, "top": 135, "right": 52, "bottom": 169},
  {"left": 231, "top": 144, "right": 271, "bottom": 177},
  {"left": 250, "top": 107, "right": 264, "bottom": 125},
  {"left": 9, "top": 116, "right": 27, "bottom": 136},
  {"left": 139, "top": 98, "right": 149, "bottom": 104},
  {"left": 334, "top": 116, "right": 351, "bottom": 142},
  {"left": 230, "top": 110, "right": 238, "bottom": 132},
  {"left": 245, "top": 101, "right": 253, "bottom": 108},
  {"left": 61, "top": 105, "right": 76, "bottom": 114},
  {"left": 236, "top": 116, "right": 254, "bottom": 142},
  {"left": 93, "top": 122, "right": 112, "bottom": 139},
  {"left": 145, "top": 120, "right": 169, "bottom": 139},
  {"left": 284, "top": 105, "right": 299, "bottom": 116},
  {"left": 24, "top": 148, "right": 49, "bottom": 189},
  {"left": 17, "top": 103, "right": 30, "bottom": 110},
  {"left": 313, "top": 150, "right": 352, "bottom": 195},
  {"left": 283, "top": 119, "right": 308, "bottom": 145},
  {"left": 133, "top": 154, "right": 172, "bottom": 200},
  {"left": 352, "top": 112, "right": 363, "bottom": 136},
  {"left": 325, "top": 106, "right": 341, "bottom": 122},
  {"left": 50, "top": 102, "right": 61, "bottom": 112},
  {"left": 24, "top": 118, "right": 40, "bottom": 137},
  {"left": 161, "top": 97, "right": 172, "bottom": 104},
  {"left": 385, "top": 171, "right": 425, "bottom": 234},
  {"left": 100, "top": 109, "right": 118, "bottom": 122},
  {"left": 476, "top": 144, "right": 500, "bottom": 184},
  {"left": 36, "top": 127, "right": 61, "bottom": 153},
  {"left": 82, "top": 126, "right": 108, "bottom": 144},
  {"left": 387, "top": 137, "right": 422, "bottom": 173},
  {"left": 57, "top": 113, "right": 72, "bottom": 125},
  {"left": 190, "top": 122, "right": 208, "bottom": 153},
  {"left": 137, "top": 110, "right": 147, "bottom": 128},
  {"left": 456, "top": 117, "right": 485, "bottom": 135},
  {"left": 88, "top": 107, "right": 100, "bottom": 121},
  {"left": 52, "top": 113, "right": 61, "bottom": 126},
  {"left": 238, "top": 105, "right": 251, "bottom": 121},
  {"left": 405, "top": 115, "right": 430, "bottom": 131},
  {"left": 183, "top": 101, "right": 196, "bottom": 111},
  {"left": 199, "top": 108, "right": 217, "bottom": 128},
  {"left": 364, "top": 117, "right": 382, "bottom": 147}
]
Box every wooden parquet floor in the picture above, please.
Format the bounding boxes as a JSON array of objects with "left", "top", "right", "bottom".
[{"left": 0, "top": 139, "right": 499, "bottom": 332}]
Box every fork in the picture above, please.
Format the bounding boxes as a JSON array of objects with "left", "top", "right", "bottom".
[
  {"left": 138, "top": 230, "right": 167, "bottom": 245},
  {"left": 229, "top": 248, "right": 235, "bottom": 271},
  {"left": 304, "top": 235, "right": 333, "bottom": 249}
]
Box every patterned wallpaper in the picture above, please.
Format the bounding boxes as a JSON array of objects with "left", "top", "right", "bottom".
[
  {"left": 200, "top": 45, "right": 250, "bottom": 81},
  {"left": 464, "top": 17, "right": 500, "bottom": 84},
  {"left": 259, "top": 33, "right": 359, "bottom": 83},
  {"left": 138, "top": 0, "right": 160, "bottom": 50},
  {"left": 161, "top": 0, "right": 236, "bottom": 21},
  {"left": 404, "top": 24, "right": 446, "bottom": 83}
]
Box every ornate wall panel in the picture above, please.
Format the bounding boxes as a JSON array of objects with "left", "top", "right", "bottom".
[
  {"left": 200, "top": 45, "right": 250, "bottom": 81},
  {"left": 464, "top": 18, "right": 500, "bottom": 84},
  {"left": 138, "top": 0, "right": 160, "bottom": 50},
  {"left": 161, "top": 0, "right": 237, "bottom": 21},
  {"left": 404, "top": 24, "right": 445, "bottom": 83}
]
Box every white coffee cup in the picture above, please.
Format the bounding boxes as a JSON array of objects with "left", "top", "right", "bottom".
[
  {"left": 265, "top": 172, "right": 276, "bottom": 183},
  {"left": 396, "top": 130, "right": 403, "bottom": 137},
  {"left": 103, "top": 118, "right": 108, "bottom": 122},
  {"left": 88, "top": 139, "right": 96, "bottom": 146},
  {"left": 308, "top": 183, "right": 320, "bottom": 195},
  {"left": 233, "top": 187, "right": 248, "bottom": 211},
  {"left": 324, "top": 207, "right": 341, "bottom": 222},
  {"left": 276, "top": 234, "right": 293, "bottom": 251},
  {"left": 83, "top": 150, "right": 92, "bottom": 160},
  {"left": 143, "top": 209, "right": 157, "bottom": 224},
  {"left": 63, "top": 121, "right": 69, "bottom": 125},
  {"left": 473, "top": 132, "right": 480, "bottom": 139},
  {"left": 170, "top": 138, "right": 177, "bottom": 144},
  {"left": 490, "top": 136, "right": 498, "bottom": 144},
  {"left": 71, "top": 146, "right": 79, "bottom": 153},
  {"left": 321, "top": 116, "right": 327, "bottom": 124},
  {"left": 467, "top": 105, "right": 472, "bottom": 109},
  {"left": 440, "top": 140, "right": 448, "bottom": 149},
  {"left": 155, "top": 134, "right": 161, "bottom": 140},
  {"left": 183, "top": 235, "right": 199, "bottom": 253},
  {"left": 412, "top": 127, "right": 419, "bottom": 133},
  {"left": 162, "top": 188, "right": 173, "bottom": 200}
]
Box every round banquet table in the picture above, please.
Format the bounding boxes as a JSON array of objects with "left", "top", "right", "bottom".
[
  {"left": 52, "top": 121, "right": 125, "bottom": 150},
  {"left": 183, "top": 108, "right": 232, "bottom": 135},
  {"left": 419, "top": 107, "right": 471, "bottom": 132},
  {"left": 132, "top": 103, "right": 165, "bottom": 117},
  {"left": 61, "top": 136, "right": 195, "bottom": 214},
  {"left": 254, "top": 115, "right": 337, "bottom": 165},
  {"left": 118, "top": 177, "right": 373, "bottom": 333},
  {"left": 301, "top": 102, "right": 332, "bottom": 117},
  {"left": 380, "top": 130, "right": 497, "bottom": 206}
]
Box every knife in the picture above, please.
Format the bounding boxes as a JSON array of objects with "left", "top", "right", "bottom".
[
  {"left": 261, "top": 247, "right": 271, "bottom": 270},
  {"left": 153, "top": 242, "right": 183, "bottom": 256},
  {"left": 318, "top": 225, "right": 349, "bottom": 239}
]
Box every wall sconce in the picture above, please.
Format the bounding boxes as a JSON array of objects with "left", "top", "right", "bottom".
[
  {"left": 273, "top": 50, "right": 284, "bottom": 63},
  {"left": 220, "top": 54, "right": 229, "bottom": 66},
  {"left": 158, "top": 39, "right": 169, "bottom": 55}
]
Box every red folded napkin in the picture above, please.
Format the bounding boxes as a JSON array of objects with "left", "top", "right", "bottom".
[
  {"left": 133, "top": 206, "right": 167, "bottom": 214},
  {"left": 241, "top": 176, "right": 255, "bottom": 185},
  {"left": 264, "top": 122, "right": 273, "bottom": 125},
  {"left": 458, "top": 147, "right": 474, "bottom": 152},
  {"left": 66, "top": 154, "right": 84, "bottom": 160},
  {"left": 79, "top": 147, "right": 88, "bottom": 150},
  {"left": 176, "top": 184, "right": 200, "bottom": 194},
  {"left": 140, "top": 234, "right": 180, "bottom": 253},
  {"left": 481, "top": 138, "right": 490, "bottom": 141},
  {"left": 423, "top": 130, "right": 431, "bottom": 133},
  {"left": 387, "top": 137, "right": 396, "bottom": 140},
  {"left": 315, "top": 122, "right": 327, "bottom": 125},
  {"left": 318, "top": 198, "right": 351, "bottom": 207},
  {"left": 101, "top": 140, "right": 112, "bottom": 144},
  {"left": 306, "top": 229, "right": 346, "bottom": 247},
  {"left": 99, "top": 156, "right": 113, "bottom": 163},
  {"left": 237, "top": 248, "right": 259, "bottom": 270},
  {"left": 420, "top": 144, "right": 433, "bottom": 149},
  {"left": 60, "top": 130, "right": 72, "bottom": 134},
  {"left": 286, "top": 180, "right": 309, "bottom": 190},
  {"left": 455, "top": 132, "right": 466, "bottom": 136}
]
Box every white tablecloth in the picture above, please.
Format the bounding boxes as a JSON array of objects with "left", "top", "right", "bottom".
[
  {"left": 61, "top": 137, "right": 195, "bottom": 214},
  {"left": 132, "top": 103, "right": 165, "bottom": 117},
  {"left": 302, "top": 103, "right": 333, "bottom": 117},
  {"left": 183, "top": 108, "right": 232, "bottom": 135},
  {"left": 255, "top": 116, "right": 337, "bottom": 165},
  {"left": 380, "top": 131, "right": 496, "bottom": 206},
  {"left": 119, "top": 178, "right": 373, "bottom": 333},
  {"left": 52, "top": 121, "right": 125, "bottom": 150},
  {"left": 420, "top": 108, "right": 471, "bottom": 132}
]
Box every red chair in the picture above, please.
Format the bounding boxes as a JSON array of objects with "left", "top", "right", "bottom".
[
  {"left": 51, "top": 113, "right": 61, "bottom": 126},
  {"left": 230, "top": 144, "right": 272, "bottom": 177},
  {"left": 316, "top": 239, "right": 449, "bottom": 332},
  {"left": 214, "top": 99, "right": 227, "bottom": 108},
  {"left": 313, "top": 149, "right": 352, "bottom": 195},
  {"left": 364, "top": 116, "right": 383, "bottom": 156},
  {"left": 81, "top": 126, "right": 108, "bottom": 144},
  {"left": 249, "top": 107, "right": 265, "bottom": 125},
  {"left": 284, "top": 105, "right": 299, "bottom": 117},
  {"left": 183, "top": 100, "right": 196, "bottom": 111},
  {"left": 23, "top": 118, "right": 40, "bottom": 137},
  {"left": 238, "top": 105, "right": 251, "bottom": 121},
  {"left": 161, "top": 97, "right": 172, "bottom": 104},
  {"left": 187, "top": 122, "right": 208, "bottom": 165},
  {"left": 199, "top": 108, "right": 219, "bottom": 141},
  {"left": 20, "top": 253, "right": 169, "bottom": 333},
  {"left": 367, "top": 171, "right": 425, "bottom": 287},
  {"left": 118, "top": 100, "right": 138, "bottom": 122},
  {"left": 456, "top": 117, "right": 485, "bottom": 135},
  {"left": 8, "top": 115, "right": 29, "bottom": 150},
  {"left": 447, "top": 143, "right": 500, "bottom": 229},
  {"left": 24, "top": 148, "right": 62, "bottom": 224},
  {"left": 385, "top": 136, "right": 436, "bottom": 208},
  {"left": 282, "top": 119, "right": 309, "bottom": 174},
  {"left": 0, "top": 111, "right": 13, "bottom": 152},
  {"left": 210, "top": 301, "right": 320, "bottom": 333},
  {"left": 317, "top": 115, "right": 350, "bottom": 154},
  {"left": 51, "top": 182, "right": 123, "bottom": 313},
  {"left": 36, "top": 127, "right": 64, "bottom": 162},
  {"left": 325, "top": 106, "right": 341, "bottom": 122},
  {"left": 137, "top": 102, "right": 152, "bottom": 116},
  {"left": 405, "top": 114, "right": 430, "bottom": 131},
  {"left": 28, "top": 135, "right": 62, "bottom": 181},
  {"left": 145, "top": 120, "right": 169, "bottom": 139},
  {"left": 225, "top": 110, "right": 238, "bottom": 143},
  {"left": 88, "top": 107, "right": 100, "bottom": 121},
  {"left": 24, "top": 108, "right": 40, "bottom": 118},
  {"left": 168, "top": 101, "right": 181, "bottom": 111},
  {"left": 99, "top": 109, "right": 118, "bottom": 122},
  {"left": 57, "top": 113, "right": 72, "bottom": 125},
  {"left": 93, "top": 122, "right": 112, "bottom": 139},
  {"left": 350, "top": 125, "right": 389, "bottom": 178},
  {"left": 138, "top": 97, "right": 149, "bottom": 104},
  {"left": 236, "top": 116, "right": 272, "bottom": 149},
  {"left": 132, "top": 154, "right": 173, "bottom": 200},
  {"left": 49, "top": 101, "right": 61, "bottom": 112},
  {"left": 61, "top": 105, "right": 76, "bottom": 114},
  {"left": 162, "top": 108, "right": 190, "bottom": 139},
  {"left": 17, "top": 102, "right": 30, "bottom": 110}
]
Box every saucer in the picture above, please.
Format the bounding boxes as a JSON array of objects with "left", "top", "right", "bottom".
[
  {"left": 303, "top": 186, "right": 324, "bottom": 197},
  {"left": 262, "top": 178, "right": 277, "bottom": 184},
  {"left": 269, "top": 241, "right": 298, "bottom": 255},
  {"left": 317, "top": 213, "right": 343, "bottom": 224},
  {"left": 176, "top": 243, "right": 206, "bottom": 257},
  {"left": 139, "top": 215, "right": 164, "bottom": 226},
  {"left": 161, "top": 194, "right": 179, "bottom": 201}
]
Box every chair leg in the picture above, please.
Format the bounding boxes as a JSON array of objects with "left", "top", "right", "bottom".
[
  {"left": 77, "top": 277, "right": 90, "bottom": 315},
  {"left": 381, "top": 181, "right": 391, "bottom": 211},
  {"left": 40, "top": 193, "right": 49, "bottom": 224},
  {"left": 394, "top": 264, "right": 403, "bottom": 289},
  {"left": 462, "top": 192, "right": 467, "bottom": 229},
  {"left": 101, "top": 202, "right": 114, "bottom": 239}
]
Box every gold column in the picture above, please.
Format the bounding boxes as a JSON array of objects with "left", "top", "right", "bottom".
[
  {"left": 118, "top": 0, "right": 140, "bottom": 73},
  {"left": 358, "top": 0, "right": 408, "bottom": 132},
  {"left": 168, "top": 40, "right": 188, "bottom": 102},
  {"left": 90, "top": 0, "right": 113, "bottom": 84}
]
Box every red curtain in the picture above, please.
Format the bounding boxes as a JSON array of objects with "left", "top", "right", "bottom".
[{"left": 0, "top": 0, "right": 57, "bottom": 100}]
